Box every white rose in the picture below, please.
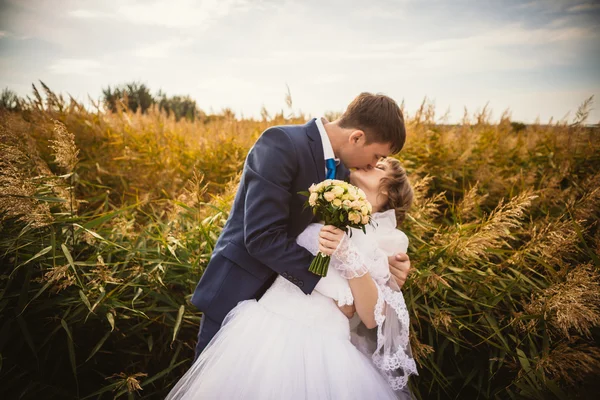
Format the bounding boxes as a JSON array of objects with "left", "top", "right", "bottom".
[
  {"left": 361, "top": 205, "right": 369, "bottom": 216},
  {"left": 332, "top": 198, "right": 342, "bottom": 207},
  {"left": 361, "top": 215, "right": 370, "bottom": 225},
  {"left": 309, "top": 192, "right": 318, "bottom": 206}
]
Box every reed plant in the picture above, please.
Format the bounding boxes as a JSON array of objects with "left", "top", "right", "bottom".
[{"left": 1, "top": 85, "right": 598, "bottom": 399}]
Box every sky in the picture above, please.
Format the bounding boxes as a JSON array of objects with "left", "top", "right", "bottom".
[{"left": 1, "top": 0, "right": 599, "bottom": 124}]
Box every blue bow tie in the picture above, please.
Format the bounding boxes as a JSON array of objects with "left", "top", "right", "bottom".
[{"left": 325, "top": 158, "right": 336, "bottom": 179}]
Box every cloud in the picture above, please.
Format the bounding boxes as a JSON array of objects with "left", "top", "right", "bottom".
[
  {"left": 67, "top": 9, "right": 113, "bottom": 19},
  {"left": 567, "top": 2, "right": 600, "bottom": 12},
  {"left": 134, "top": 37, "right": 194, "bottom": 58},
  {"left": 66, "top": 0, "right": 252, "bottom": 29},
  {"left": 48, "top": 58, "right": 104, "bottom": 76}
]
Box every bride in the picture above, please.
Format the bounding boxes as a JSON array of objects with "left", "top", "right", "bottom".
[{"left": 166, "top": 157, "right": 418, "bottom": 399}]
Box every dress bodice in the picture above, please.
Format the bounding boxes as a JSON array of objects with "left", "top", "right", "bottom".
[{"left": 258, "top": 276, "right": 351, "bottom": 340}]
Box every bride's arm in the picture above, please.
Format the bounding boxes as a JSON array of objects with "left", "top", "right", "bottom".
[
  {"left": 319, "top": 226, "right": 388, "bottom": 328},
  {"left": 347, "top": 274, "right": 379, "bottom": 329}
]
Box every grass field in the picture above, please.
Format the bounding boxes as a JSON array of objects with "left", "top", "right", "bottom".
[{"left": 1, "top": 85, "right": 599, "bottom": 399}]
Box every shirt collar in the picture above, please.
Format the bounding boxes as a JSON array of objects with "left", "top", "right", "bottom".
[{"left": 315, "top": 117, "right": 340, "bottom": 165}]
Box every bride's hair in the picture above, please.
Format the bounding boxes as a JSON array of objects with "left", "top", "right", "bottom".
[{"left": 378, "top": 158, "right": 413, "bottom": 226}]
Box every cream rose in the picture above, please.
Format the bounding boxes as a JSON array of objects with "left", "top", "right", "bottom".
[
  {"left": 349, "top": 212, "right": 361, "bottom": 224},
  {"left": 323, "top": 191, "right": 336, "bottom": 202},
  {"left": 332, "top": 186, "right": 345, "bottom": 197}
]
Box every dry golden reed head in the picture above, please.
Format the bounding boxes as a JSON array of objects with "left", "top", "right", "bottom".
[
  {"left": 0, "top": 111, "right": 53, "bottom": 227},
  {"left": 537, "top": 341, "right": 600, "bottom": 386},
  {"left": 524, "top": 263, "right": 600, "bottom": 339},
  {"left": 49, "top": 120, "right": 79, "bottom": 172}
]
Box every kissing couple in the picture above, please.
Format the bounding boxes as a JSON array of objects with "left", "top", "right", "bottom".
[{"left": 167, "top": 92, "right": 419, "bottom": 399}]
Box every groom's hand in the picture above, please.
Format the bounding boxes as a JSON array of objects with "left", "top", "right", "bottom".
[
  {"left": 337, "top": 302, "right": 356, "bottom": 319},
  {"left": 388, "top": 253, "right": 411, "bottom": 288}
]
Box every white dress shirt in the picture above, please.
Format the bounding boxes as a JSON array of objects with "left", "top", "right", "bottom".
[{"left": 315, "top": 117, "right": 340, "bottom": 175}]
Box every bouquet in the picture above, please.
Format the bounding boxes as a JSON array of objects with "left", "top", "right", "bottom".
[{"left": 299, "top": 179, "right": 373, "bottom": 277}]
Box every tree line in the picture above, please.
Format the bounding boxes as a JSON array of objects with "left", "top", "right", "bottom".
[{"left": 1, "top": 82, "right": 204, "bottom": 122}]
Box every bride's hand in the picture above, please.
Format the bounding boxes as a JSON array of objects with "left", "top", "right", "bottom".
[
  {"left": 388, "top": 253, "right": 411, "bottom": 289},
  {"left": 336, "top": 301, "right": 356, "bottom": 319},
  {"left": 318, "top": 225, "right": 345, "bottom": 255}
]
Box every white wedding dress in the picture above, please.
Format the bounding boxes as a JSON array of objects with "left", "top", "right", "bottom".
[{"left": 166, "top": 209, "right": 418, "bottom": 400}]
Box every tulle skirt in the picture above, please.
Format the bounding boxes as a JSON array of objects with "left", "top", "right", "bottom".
[{"left": 166, "top": 278, "right": 399, "bottom": 399}]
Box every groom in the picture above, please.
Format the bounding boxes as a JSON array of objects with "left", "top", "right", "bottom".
[{"left": 191, "top": 92, "right": 412, "bottom": 359}]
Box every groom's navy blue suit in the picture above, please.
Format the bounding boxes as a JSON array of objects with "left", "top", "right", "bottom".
[{"left": 191, "top": 118, "right": 350, "bottom": 358}]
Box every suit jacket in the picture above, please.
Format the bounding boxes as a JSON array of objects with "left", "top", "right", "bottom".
[{"left": 191, "top": 118, "right": 350, "bottom": 324}]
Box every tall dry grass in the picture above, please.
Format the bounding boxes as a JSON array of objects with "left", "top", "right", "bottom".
[{"left": 1, "top": 84, "right": 599, "bottom": 399}]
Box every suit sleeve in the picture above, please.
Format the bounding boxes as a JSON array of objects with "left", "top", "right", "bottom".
[{"left": 243, "top": 127, "right": 321, "bottom": 294}]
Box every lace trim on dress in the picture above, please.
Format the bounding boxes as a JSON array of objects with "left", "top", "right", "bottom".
[{"left": 372, "top": 280, "right": 419, "bottom": 391}]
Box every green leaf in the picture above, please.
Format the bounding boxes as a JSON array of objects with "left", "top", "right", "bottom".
[
  {"left": 132, "top": 287, "right": 143, "bottom": 308},
  {"left": 85, "top": 330, "right": 111, "bottom": 362},
  {"left": 19, "top": 281, "right": 52, "bottom": 314},
  {"left": 81, "top": 209, "right": 122, "bottom": 230},
  {"left": 147, "top": 335, "right": 154, "bottom": 352},
  {"left": 516, "top": 348, "right": 531, "bottom": 374},
  {"left": 106, "top": 312, "right": 115, "bottom": 331},
  {"left": 16, "top": 316, "right": 36, "bottom": 355},
  {"left": 61, "top": 243, "right": 74, "bottom": 268},
  {"left": 91, "top": 287, "right": 105, "bottom": 312},
  {"left": 61, "top": 319, "right": 77, "bottom": 378},
  {"left": 79, "top": 290, "right": 92, "bottom": 312},
  {"left": 172, "top": 305, "right": 185, "bottom": 344},
  {"left": 10, "top": 245, "right": 52, "bottom": 278}
]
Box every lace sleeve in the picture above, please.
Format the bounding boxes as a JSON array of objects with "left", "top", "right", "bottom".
[
  {"left": 330, "top": 234, "right": 370, "bottom": 279},
  {"left": 331, "top": 233, "right": 391, "bottom": 283}
]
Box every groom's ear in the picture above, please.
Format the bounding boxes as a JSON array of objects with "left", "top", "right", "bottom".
[{"left": 349, "top": 130, "right": 365, "bottom": 144}]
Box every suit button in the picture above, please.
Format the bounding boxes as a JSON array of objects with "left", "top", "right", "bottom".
[
  {"left": 282, "top": 272, "right": 288, "bottom": 278},
  {"left": 298, "top": 280, "right": 304, "bottom": 287}
]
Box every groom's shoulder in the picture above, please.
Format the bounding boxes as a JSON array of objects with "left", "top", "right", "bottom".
[{"left": 259, "top": 119, "right": 313, "bottom": 146}]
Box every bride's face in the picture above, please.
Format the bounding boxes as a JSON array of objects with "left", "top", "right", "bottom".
[{"left": 348, "top": 160, "right": 389, "bottom": 213}]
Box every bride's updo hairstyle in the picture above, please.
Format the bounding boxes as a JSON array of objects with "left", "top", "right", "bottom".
[{"left": 378, "top": 158, "right": 413, "bottom": 226}]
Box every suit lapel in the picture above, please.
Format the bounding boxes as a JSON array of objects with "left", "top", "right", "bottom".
[{"left": 305, "top": 118, "right": 326, "bottom": 183}]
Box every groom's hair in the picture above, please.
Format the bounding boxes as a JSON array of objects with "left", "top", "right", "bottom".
[{"left": 338, "top": 92, "right": 406, "bottom": 154}]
